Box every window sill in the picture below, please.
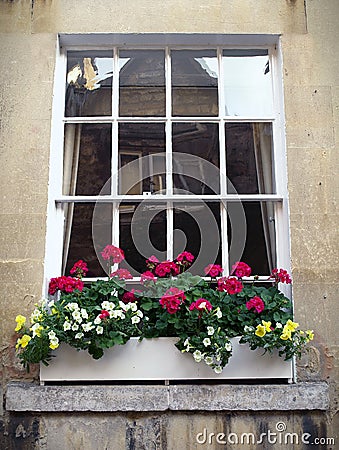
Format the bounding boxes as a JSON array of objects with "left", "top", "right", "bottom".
[{"left": 5, "top": 381, "right": 329, "bottom": 412}]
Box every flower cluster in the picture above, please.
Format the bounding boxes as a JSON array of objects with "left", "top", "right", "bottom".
[{"left": 14, "top": 246, "right": 314, "bottom": 374}]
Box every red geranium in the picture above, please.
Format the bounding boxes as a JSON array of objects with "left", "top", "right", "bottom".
[
  {"left": 101, "top": 245, "right": 125, "bottom": 264},
  {"left": 189, "top": 298, "right": 213, "bottom": 312},
  {"left": 176, "top": 251, "right": 195, "bottom": 264},
  {"left": 217, "top": 276, "right": 243, "bottom": 295},
  {"left": 70, "top": 260, "right": 88, "bottom": 278},
  {"left": 204, "top": 264, "right": 223, "bottom": 278},
  {"left": 48, "top": 276, "right": 84, "bottom": 295},
  {"left": 231, "top": 261, "right": 252, "bottom": 278},
  {"left": 110, "top": 268, "right": 133, "bottom": 280},
  {"left": 122, "top": 290, "right": 138, "bottom": 303},
  {"left": 246, "top": 296, "right": 265, "bottom": 313},
  {"left": 270, "top": 268, "right": 292, "bottom": 284},
  {"left": 159, "top": 287, "right": 186, "bottom": 314},
  {"left": 140, "top": 271, "right": 157, "bottom": 284},
  {"left": 145, "top": 255, "right": 159, "bottom": 270},
  {"left": 99, "top": 310, "right": 110, "bottom": 320},
  {"left": 155, "top": 261, "right": 180, "bottom": 278}
]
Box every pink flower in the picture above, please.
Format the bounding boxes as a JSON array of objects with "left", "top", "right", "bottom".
[
  {"left": 217, "top": 276, "right": 243, "bottom": 295},
  {"left": 176, "top": 251, "right": 195, "bottom": 263},
  {"left": 246, "top": 296, "right": 265, "bottom": 313},
  {"left": 122, "top": 290, "right": 137, "bottom": 303},
  {"left": 140, "top": 271, "right": 157, "bottom": 284},
  {"left": 145, "top": 255, "right": 160, "bottom": 270},
  {"left": 204, "top": 264, "right": 223, "bottom": 277},
  {"left": 70, "top": 260, "right": 88, "bottom": 278},
  {"left": 270, "top": 268, "right": 292, "bottom": 284},
  {"left": 159, "top": 287, "right": 186, "bottom": 314},
  {"left": 101, "top": 245, "right": 125, "bottom": 264},
  {"left": 189, "top": 298, "right": 213, "bottom": 312},
  {"left": 231, "top": 261, "right": 252, "bottom": 278},
  {"left": 110, "top": 268, "right": 133, "bottom": 280},
  {"left": 48, "top": 276, "right": 84, "bottom": 295},
  {"left": 154, "top": 261, "right": 180, "bottom": 278},
  {"left": 99, "top": 310, "right": 110, "bottom": 320}
]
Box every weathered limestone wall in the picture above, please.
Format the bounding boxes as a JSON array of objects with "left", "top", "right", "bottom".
[{"left": 0, "top": 0, "right": 337, "bottom": 449}]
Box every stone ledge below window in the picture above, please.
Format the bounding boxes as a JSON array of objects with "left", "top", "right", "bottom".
[{"left": 5, "top": 382, "right": 329, "bottom": 412}]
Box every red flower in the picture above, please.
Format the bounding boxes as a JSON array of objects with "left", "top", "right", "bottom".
[
  {"left": 154, "top": 261, "right": 180, "bottom": 278},
  {"left": 246, "top": 296, "right": 265, "bottom": 313},
  {"left": 217, "top": 276, "right": 243, "bottom": 294},
  {"left": 204, "top": 264, "right": 223, "bottom": 277},
  {"left": 99, "top": 310, "right": 110, "bottom": 320},
  {"left": 122, "top": 290, "right": 137, "bottom": 303},
  {"left": 101, "top": 245, "right": 125, "bottom": 264},
  {"left": 270, "top": 268, "right": 292, "bottom": 284},
  {"left": 176, "top": 251, "right": 195, "bottom": 264},
  {"left": 140, "top": 271, "right": 157, "bottom": 284},
  {"left": 145, "top": 255, "right": 159, "bottom": 270},
  {"left": 48, "top": 276, "right": 84, "bottom": 295},
  {"left": 110, "top": 268, "right": 133, "bottom": 280},
  {"left": 70, "top": 260, "right": 88, "bottom": 278},
  {"left": 189, "top": 298, "right": 213, "bottom": 312},
  {"left": 159, "top": 287, "right": 186, "bottom": 314},
  {"left": 231, "top": 261, "right": 252, "bottom": 278}
]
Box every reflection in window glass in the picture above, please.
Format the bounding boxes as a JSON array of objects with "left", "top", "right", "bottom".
[
  {"left": 65, "top": 51, "right": 113, "bottom": 117},
  {"left": 173, "top": 122, "right": 220, "bottom": 194},
  {"left": 119, "top": 203, "right": 167, "bottom": 276},
  {"left": 174, "top": 202, "right": 221, "bottom": 275},
  {"left": 222, "top": 50, "right": 273, "bottom": 117},
  {"left": 65, "top": 203, "right": 112, "bottom": 277},
  {"left": 172, "top": 50, "right": 218, "bottom": 116},
  {"left": 226, "top": 123, "right": 273, "bottom": 194},
  {"left": 63, "top": 123, "right": 112, "bottom": 196},
  {"left": 228, "top": 201, "right": 276, "bottom": 274},
  {"left": 118, "top": 123, "right": 166, "bottom": 195},
  {"left": 119, "top": 50, "right": 165, "bottom": 117}
]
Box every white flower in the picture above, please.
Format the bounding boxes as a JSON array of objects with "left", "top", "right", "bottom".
[
  {"left": 72, "top": 323, "right": 79, "bottom": 331},
  {"left": 207, "top": 326, "right": 215, "bottom": 336},
  {"left": 215, "top": 353, "right": 221, "bottom": 362},
  {"left": 184, "top": 338, "right": 190, "bottom": 347},
  {"left": 66, "top": 302, "right": 79, "bottom": 311},
  {"left": 225, "top": 342, "right": 232, "bottom": 352},
  {"left": 136, "top": 310, "right": 143, "bottom": 318},
  {"left": 94, "top": 316, "right": 101, "bottom": 325},
  {"left": 31, "top": 323, "right": 42, "bottom": 337},
  {"left": 119, "top": 301, "right": 128, "bottom": 311},
  {"left": 203, "top": 338, "right": 211, "bottom": 347},
  {"left": 215, "top": 307, "right": 222, "bottom": 319},
  {"left": 214, "top": 366, "right": 223, "bottom": 374},
  {"left": 72, "top": 310, "right": 82, "bottom": 322},
  {"left": 193, "top": 350, "right": 202, "bottom": 362},
  {"left": 96, "top": 326, "right": 103, "bottom": 335},
  {"left": 48, "top": 300, "right": 55, "bottom": 308},
  {"left": 80, "top": 308, "right": 88, "bottom": 319},
  {"left": 204, "top": 356, "right": 214, "bottom": 365},
  {"left": 131, "top": 316, "right": 141, "bottom": 324},
  {"left": 101, "top": 301, "right": 115, "bottom": 311},
  {"left": 30, "top": 308, "right": 41, "bottom": 323},
  {"left": 63, "top": 321, "right": 71, "bottom": 331},
  {"left": 82, "top": 322, "right": 94, "bottom": 332},
  {"left": 130, "top": 303, "right": 138, "bottom": 312},
  {"left": 244, "top": 325, "right": 254, "bottom": 332},
  {"left": 276, "top": 322, "right": 283, "bottom": 329},
  {"left": 110, "top": 289, "right": 118, "bottom": 297},
  {"left": 75, "top": 332, "right": 84, "bottom": 339},
  {"left": 48, "top": 330, "right": 56, "bottom": 340}
]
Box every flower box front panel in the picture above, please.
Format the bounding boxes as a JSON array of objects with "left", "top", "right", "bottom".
[{"left": 40, "top": 337, "right": 293, "bottom": 382}]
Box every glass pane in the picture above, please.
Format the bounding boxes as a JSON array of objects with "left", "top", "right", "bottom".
[
  {"left": 173, "top": 123, "right": 220, "bottom": 195},
  {"left": 118, "top": 123, "right": 166, "bottom": 195},
  {"left": 174, "top": 202, "right": 221, "bottom": 275},
  {"left": 65, "top": 51, "right": 113, "bottom": 117},
  {"left": 119, "top": 50, "right": 165, "bottom": 117},
  {"left": 172, "top": 50, "right": 218, "bottom": 116},
  {"left": 65, "top": 203, "right": 112, "bottom": 277},
  {"left": 119, "top": 202, "right": 167, "bottom": 276},
  {"left": 227, "top": 201, "right": 276, "bottom": 275},
  {"left": 63, "top": 123, "right": 112, "bottom": 196},
  {"left": 225, "top": 122, "right": 273, "bottom": 194},
  {"left": 222, "top": 49, "right": 273, "bottom": 117}
]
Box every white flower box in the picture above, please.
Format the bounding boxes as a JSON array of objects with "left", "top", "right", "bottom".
[{"left": 40, "top": 337, "right": 293, "bottom": 383}]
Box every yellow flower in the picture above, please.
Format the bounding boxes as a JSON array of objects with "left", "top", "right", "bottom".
[
  {"left": 280, "top": 333, "right": 290, "bottom": 340},
  {"left": 16, "top": 334, "right": 31, "bottom": 349},
  {"left": 306, "top": 330, "right": 314, "bottom": 341},
  {"left": 51, "top": 307, "right": 58, "bottom": 315},
  {"left": 30, "top": 323, "right": 43, "bottom": 337},
  {"left": 262, "top": 320, "right": 272, "bottom": 332},
  {"left": 49, "top": 341, "right": 59, "bottom": 350},
  {"left": 285, "top": 319, "right": 299, "bottom": 332},
  {"left": 15, "top": 315, "right": 26, "bottom": 332},
  {"left": 255, "top": 324, "right": 266, "bottom": 337}
]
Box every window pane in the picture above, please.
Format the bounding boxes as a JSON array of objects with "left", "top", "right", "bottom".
[
  {"left": 172, "top": 50, "right": 218, "bottom": 116},
  {"left": 65, "top": 51, "right": 113, "bottom": 117},
  {"left": 228, "top": 201, "right": 276, "bottom": 275},
  {"left": 222, "top": 50, "right": 273, "bottom": 117},
  {"left": 119, "top": 50, "right": 165, "bottom": 117},
  {"left": 118, "top": 123, "right": 166, "bottom": 195},
  {"left": 226, "top": 123, "right": 273, "bottom": 194},
  {"left": 65, "top": 203, "right": 112, "bottom": 277},
  {"left": 119, "top": 202, "right": 167, "bottom": 276},
  {"left": 63, "top": 123, "right": 112, "bottom": 196},
  {"left": 174, "top": 202, "right": 221, "bottom": 275},
  {"left": 173, "top": 122, "right": 220, "bottom": 195}
]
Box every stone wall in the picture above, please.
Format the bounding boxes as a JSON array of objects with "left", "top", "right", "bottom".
[{"left": 0, "top": 0, "right": 338, "bottom": 448}]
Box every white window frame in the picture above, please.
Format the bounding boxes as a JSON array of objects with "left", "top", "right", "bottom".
[{"left": 44, "top": 34, "right": 290, "bottom": 293}]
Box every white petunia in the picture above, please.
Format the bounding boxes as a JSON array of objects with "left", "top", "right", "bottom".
[
  {"left": 80, "top": 308, "right": 88, "bottom": 319},
  {"left": 214, "top": 366, "right": 223, "bottom": 374},
  {"left": 48, "top": 330, "right": 56, "bottom": 340},
  {"left": 204, "top": 356, "right": 214, "bottom": 365},
  {"left": 71, "top": 323, "right": 79, "bottom": 331},
  {"left": 130, "top": 303, "right": 138, "bottom": 312},
  {"left": 66, "top": 302, "right": 79, "bottom": 311},
  {"left": 94, "top": 316, "right": 101, "bottom": 325},
  {"left": 96, "top": 326, "right": 103, "bottom": 335},
  {"left": 203, "top": 338, "right": 211, "bottom": 347},
  {"left": 131, "top": 316, "right": 141, "bottom": 324},
  {"left": 193, "top": 350, "right": 202, "bottom": 362},
  {"left": 136, "top": 310, "right": 143, "bottom": 318},
  {"left": 63, "top": 321, "right": 71, "bottom": 331},
  {"left": 215, "top": 307, "right": 222, "bottom": 319},
  {"left": 207, "top": 326, "right": 215, "bottom": 336},
  {"left": 82, "top": 322, "right": 94, "bottom": 332},
  {"left": 75, "top": 332, "right": 84, "bottom": 339},
  {"left": 225, "top": 342, "right": 232, "bottom": 352},
  {"left": 276, "top": 322, "right": 283, "bottom": 329},
  {"left": 72, "top": 310, "right": 82, "bottom": 322},
  {"left": 244, "top": 325, "right": 253, "bottom": 332}
]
